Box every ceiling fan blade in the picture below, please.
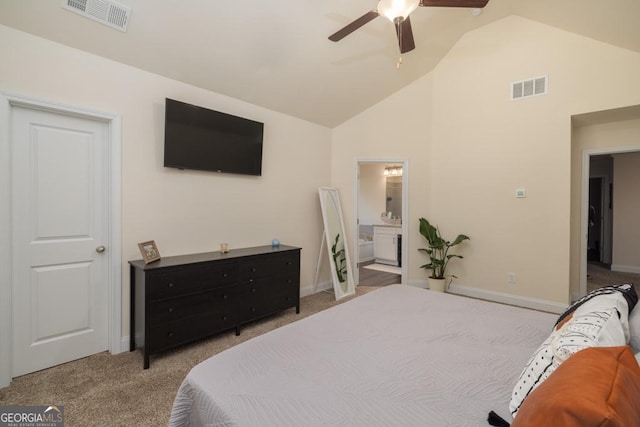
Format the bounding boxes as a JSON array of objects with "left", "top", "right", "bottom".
[
  {"left": 419, "top": 0, "right": 489, "bottom": 7},
  {"left": 328, "top": 10, "right": 379, "bottom": 42},
  {"left": 395, "top": 17, "right": 415, "bottom": 54}
]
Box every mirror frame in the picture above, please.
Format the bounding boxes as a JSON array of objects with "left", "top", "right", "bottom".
[{"left": 318, "top": 187, "right": 356, "bottom": 300}]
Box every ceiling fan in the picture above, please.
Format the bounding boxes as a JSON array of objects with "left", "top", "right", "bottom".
[{"left": 328, "top": 0, "right": 490, "bottom": 54}]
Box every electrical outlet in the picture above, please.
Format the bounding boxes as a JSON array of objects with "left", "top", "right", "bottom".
[{"left": 508, "top": 272, "right": 516, "bottom": 284}]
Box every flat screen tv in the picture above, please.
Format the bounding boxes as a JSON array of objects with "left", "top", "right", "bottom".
[{"left": 164, "top": 98, "right": 264, "bottom": 176}]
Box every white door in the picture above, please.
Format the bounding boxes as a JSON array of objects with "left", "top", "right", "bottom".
[{"left": 11, "top": 105, "right": 109, "bottom": 377}]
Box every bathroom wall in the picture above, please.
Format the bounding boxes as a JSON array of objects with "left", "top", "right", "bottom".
[{"left": 358, "top": 163, "right": 386, "bottom": 225}]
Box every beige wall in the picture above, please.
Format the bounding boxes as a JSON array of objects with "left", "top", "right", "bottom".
[
  {"left": 612, "top": 152, "right": 640, "bottom": 272},
  {"left": 570, "top": 117, "right": 640, "bottom": 297},
  {"left": 4, "top": 12, "right": 640, "bottom": 342},
  {"left": 332, "top": 73, "right": 434, "bottom": 288},
  {"left": 335, "top": 16, "right": 640, "bottom": 306},
  {"left": 0, "top": 25, "right": 332, "bottom": 340}
]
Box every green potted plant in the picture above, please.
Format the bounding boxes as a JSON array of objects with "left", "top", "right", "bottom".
[
  {"left": 331, "top": 233, "right": 347, "bottom": 284},
  {"left": 418, "top": 217, "right": 470, "bottom": 292}
]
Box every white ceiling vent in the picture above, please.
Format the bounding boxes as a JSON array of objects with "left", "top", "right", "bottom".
[
  {"left": 62, "top": 0, "right": 131, "bottom": 32},
  {"left": 511, "top": 76, "right": 547, "bottom": 100}
]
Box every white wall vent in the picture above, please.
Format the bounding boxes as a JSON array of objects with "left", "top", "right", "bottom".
[
  {"left": 511, "top": 76, "right": 547, "bottom": 100},
  {"left": 62, "top": 0, "right": 131, "bottom": 32}
]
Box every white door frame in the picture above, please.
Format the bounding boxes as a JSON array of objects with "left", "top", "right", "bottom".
[
  {"left": 354, "top": 158, "right": 409, "bottom": 285},
  {"left": 0, "top": 92, "right": 122, "bottom": 388},
  {"left": 580, "top": 145, "right": 640, "bottom": 297}
]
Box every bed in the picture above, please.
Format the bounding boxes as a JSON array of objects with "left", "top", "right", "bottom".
[{"left": 169, "top": 285, "right": 564, "bottom": 426}]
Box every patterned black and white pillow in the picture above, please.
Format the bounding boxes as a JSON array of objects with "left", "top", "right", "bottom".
[
  {"left": 555, "top": 284, "right": 637, "bottom": 328},
  {"left": 509, "top": 284, "right": 637, "bottom": 418}
]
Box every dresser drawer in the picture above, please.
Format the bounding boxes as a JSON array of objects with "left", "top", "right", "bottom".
[
  {"left": 240, "top": 288, "right": 299, "bottom": 322},
  {"left": 149, "top": 285, "right": 238, "bottom": 324},
  {"left": 240, "top": 252, "right": 299, "bottom": 280},
  {"left": 241, "top": 273, "right": 298, "bottom": 297},
  {"left": 148, "top": 311, "right": 237, "bottom": 353},
  {"left": 267, "top": 272, "right": 299, "bottom": 294},
  {"left": 148, "top": 262, "right": 239, "bottom": 300},
  {"left": 239, "top": 274, "right": 299, "bottom": 322}
]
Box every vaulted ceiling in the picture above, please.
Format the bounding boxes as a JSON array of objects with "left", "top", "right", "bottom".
[{"left": 1, "top": 0, "right": 639, "bottom": 127}]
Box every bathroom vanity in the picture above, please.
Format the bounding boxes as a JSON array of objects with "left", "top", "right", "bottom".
[{"left": 374, "top": 225, "right": 402, "bottom": 266}]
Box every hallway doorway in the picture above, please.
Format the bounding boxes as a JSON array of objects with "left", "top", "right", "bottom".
[
  {"left": 581, "top": 149, "right": 640, "bottom": 295},
  {"left": 587, "top": 177, "right": 604, "bottom": 263}
]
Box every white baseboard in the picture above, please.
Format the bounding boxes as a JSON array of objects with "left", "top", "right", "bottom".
[
  {"left": 118, "top": 282, "right": 567, "bottom": 358},
  {"left": 406, "top": 279, "right": 428, "bottom": 289},
  {"left": 611, "top": 264, "right": 640, "bottom": 275},
  {"left": 119, "top": 332, "right": 145, "bottom": 354},
  {"left": 448, "top": 284, "right": 568, "bottom": 314},
  {"left": 118, "top": 336, "right": 130, "bottom": 354},
  {"left": 119, "top": 283, "right": 332, "bottom": 355},
  {"left": 398, "top": 280, "right": 566, "bottom": 313},
  {"left": 301, "top": 280, "right": 332, "bottom": 297}
]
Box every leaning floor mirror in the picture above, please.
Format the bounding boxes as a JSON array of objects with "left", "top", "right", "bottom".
[{"left": 318, "top": 187, "right": 356, "bottom": 300}]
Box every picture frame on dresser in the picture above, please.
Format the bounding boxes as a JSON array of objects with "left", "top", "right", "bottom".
[{"left": 137, "top": 240, "right": 161, "bottom": 264}]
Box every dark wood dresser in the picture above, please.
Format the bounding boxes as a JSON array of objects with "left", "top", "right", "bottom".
[{"left": 129, "top": 245, "right": 301, "bottom": 368}]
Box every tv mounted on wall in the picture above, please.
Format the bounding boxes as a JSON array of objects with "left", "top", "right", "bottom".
[{"left": 164, "top": 98, "right": 264, "bottom": 176}]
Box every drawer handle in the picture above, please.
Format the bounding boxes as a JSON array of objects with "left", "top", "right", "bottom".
[
  {"left": 251, "top": 307, "right": 256, "bottom": 312},
  {"left": 223, "top": 294, "right": 228, "bottom": 300},
  {"left": 168, "top": 308, "right": 174, "bottom": 313},
  {"left": 167, "top": 332, "right": 174, "bottom": 337},
  {"left": 168, "top": 283, "right": 175, "bottom": 288},
  {"left": 223, "top": 273, "right": 228, "bottom": 278},
  {"left": 222, "top": 316, "right": 228, "bottom": 321},
  {"left": 287, "top": 279, "right": 292, "bottom": 284},
  {"left": 286, "top": 261, "right": 292, "bottom": 265},
  {"left": 251, "top": 268, "right": 257, "bottom": 272},
  {"left": 251, "top": 288, "right": 256, "bottom": 293}
]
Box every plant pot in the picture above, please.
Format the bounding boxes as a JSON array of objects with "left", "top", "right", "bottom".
[{"left": 428, "top": 277, "right": 447, "bottom": 292}]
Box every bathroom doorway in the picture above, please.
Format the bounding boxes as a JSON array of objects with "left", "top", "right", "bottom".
[{"left": 355, "top": 159, "right": 408, "bottom": 286}]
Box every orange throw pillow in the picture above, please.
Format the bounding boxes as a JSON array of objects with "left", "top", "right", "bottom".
[{"left": 512, "top": 346, "right": 640, "bottom": 427}]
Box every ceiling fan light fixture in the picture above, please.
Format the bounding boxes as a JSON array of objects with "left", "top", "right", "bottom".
[{"left": 377, "top": 0, "right": 420, "bottom": 22}]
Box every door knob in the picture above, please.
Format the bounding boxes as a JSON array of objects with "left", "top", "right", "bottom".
[{"left": 96, "top": 245, "right": 106, "bottom": 253}]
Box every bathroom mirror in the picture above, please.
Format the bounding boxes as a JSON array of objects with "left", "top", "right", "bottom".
[
  {"left": 386, "top": 175, "right": 402, "bottom": 219},
  {"left": 318, "top": 187, "right": 355, "bottom": 300}
]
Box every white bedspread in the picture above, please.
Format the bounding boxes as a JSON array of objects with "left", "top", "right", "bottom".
[{"left": 169, "top": 285, "right": 557, "bottom": 426}]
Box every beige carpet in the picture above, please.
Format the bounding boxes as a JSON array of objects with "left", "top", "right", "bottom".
[
  {"left": 0, "top": 286, "right": 377, "bottom": 427},
  {"left": 587, "top": 263, "right": 640, "bottom": 293}
]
